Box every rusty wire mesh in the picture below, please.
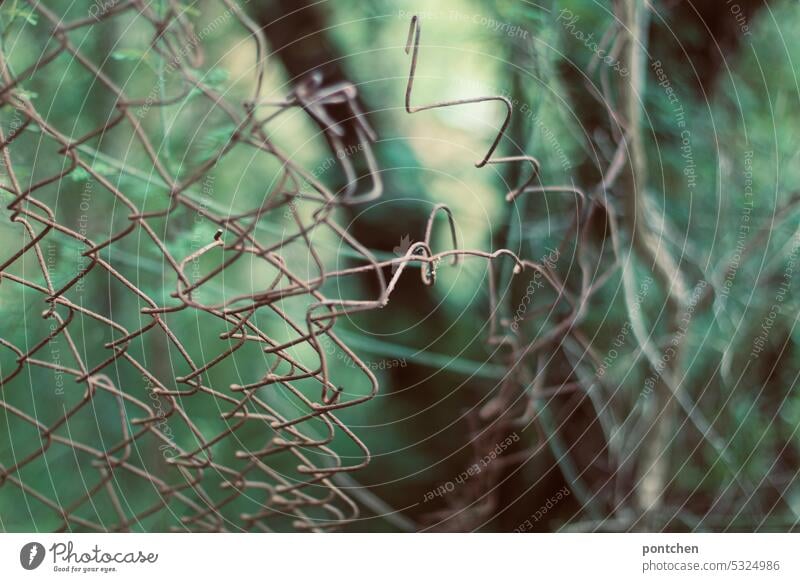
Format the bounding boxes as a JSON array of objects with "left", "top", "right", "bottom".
[{"left": 0, "top": 0, "right": 604, "bottom": 532}]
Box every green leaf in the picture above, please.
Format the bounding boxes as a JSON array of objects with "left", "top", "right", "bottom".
[
  {"left": 111, "top": 49, "right": 152, "bottom": 68},
  {"left": 204, "top": 68, "right": 229, "bottom": 90},
  {"left": 69, "top": 167, "right": 90, "bottom": 182},
  {"left": 196, "top": 124, "right": 236, "bottom": 163},
  {"left": 2, "top": 6, "right": 38, "bottom": 25}
]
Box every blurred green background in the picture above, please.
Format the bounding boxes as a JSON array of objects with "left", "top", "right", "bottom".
[{"left": 1, "top": 0, "right": 800, "bottom": 532}]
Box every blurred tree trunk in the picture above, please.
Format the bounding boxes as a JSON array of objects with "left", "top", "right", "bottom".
[
  {"left": 557, "top": 0, "right": 770, "bottom": 528},
  {"left": 617, "top": 0, "right": 680, "bottom": 525}
]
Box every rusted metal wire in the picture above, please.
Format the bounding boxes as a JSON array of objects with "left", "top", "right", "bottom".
[
  {"left": 0, "top": 2, "right": 581, "bottom": 532},
  {"left": 405, "top": 15, "right": 541, "bottom": 202}
]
